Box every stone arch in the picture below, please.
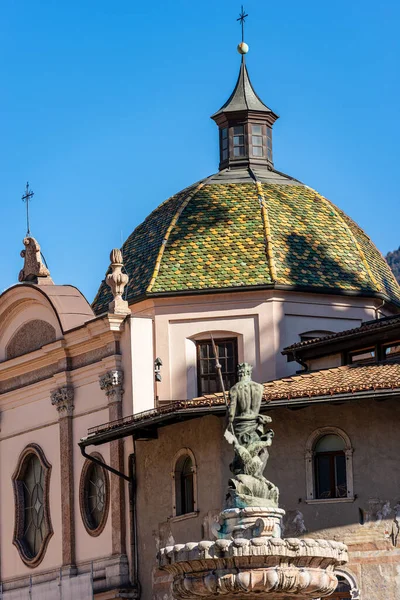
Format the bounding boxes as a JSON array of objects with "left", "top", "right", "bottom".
[
  {"left": 305, "top": 426, "right": 354, "bottom": 502},
  {"left": 6, "top": 319, "right": 56, "bottom": 359},
  {"left": 335, "top": 569, "right": 360, "bottom": 599}
]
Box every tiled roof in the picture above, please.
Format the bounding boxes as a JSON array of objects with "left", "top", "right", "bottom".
[
  {"left": 211, "top": 58, "right": 276, "bottom": 118},
  {"left": 262, "top": 361, "right": 400, "bottom": 400},
  {"left": 283, "top": 313, "right": 400, "bottom": 353},
  {"left": 85, "top": 361, "right": 400, "bottom": 440},
  {"left": 194, "top": 361, "right": 400, "bottom": 403},
  {"left": 92, "top": 172, "right": 400, "bottom": 314}
]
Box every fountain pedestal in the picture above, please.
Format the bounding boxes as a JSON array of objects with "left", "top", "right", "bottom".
[
  {"left": 158, "top": 364, "right": 348, "bottom": 598},
  {"left": 159, "top": 506, "right": 348, "bottom": 599}
]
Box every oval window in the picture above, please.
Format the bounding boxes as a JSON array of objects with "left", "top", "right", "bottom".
[
  {"left": 12, "top": 445, "right": 53, "bottom": 567},
  {"left": 80, "top": 454, "right": 109, "bottom": 536}
]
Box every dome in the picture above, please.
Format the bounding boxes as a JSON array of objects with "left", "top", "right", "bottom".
[
  {"left": 92, "top": 167, "right": 400, "bottom": 314},
  {"left": 92, "top": 54, "right": 400, "bottom": 314}
]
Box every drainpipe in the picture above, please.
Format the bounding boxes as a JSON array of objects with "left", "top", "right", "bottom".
[
  {"left": 129, "top": 447, "right": 141, "bottom": 598},
  {"left": 79, "top": 443, "right": 130, "bottom": 482},
  {"left": 292, "top": 350, "right": 308, "bottom": 372}
]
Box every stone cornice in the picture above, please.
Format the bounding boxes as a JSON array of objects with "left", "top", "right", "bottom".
[
  {"left": 0, "top": 314, "right": 127, "bottom": 383},
  {"left": 51, "top": 386, "right": 75, "bottom": 417}
]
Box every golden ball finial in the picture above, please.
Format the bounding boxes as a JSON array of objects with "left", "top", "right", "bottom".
[{"left": 237, "top": 42, "right": 249, "bottom": 55}]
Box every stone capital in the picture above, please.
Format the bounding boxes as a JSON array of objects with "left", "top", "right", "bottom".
[
  {"left": 51, "top": 386, "right": 74, "bottom": 417},
  {"left": 99, "top": 370, "right": 124, "bottom": 403}
]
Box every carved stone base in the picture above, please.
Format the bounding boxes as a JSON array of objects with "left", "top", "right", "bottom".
[
  {"left": 158, "top": 538, "right": 348, "bottom": 599},
  {"left": 212, "top": 507, "right": 285, "bottom": 540}
]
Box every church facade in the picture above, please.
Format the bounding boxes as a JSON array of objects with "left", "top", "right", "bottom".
[{"left": 1, "top": 43, "right": 399, "bottom": 599}]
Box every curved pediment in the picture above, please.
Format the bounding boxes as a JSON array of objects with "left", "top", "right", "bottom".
[{"left": 0, "top": 284, "right": 94, "bottom": 362}]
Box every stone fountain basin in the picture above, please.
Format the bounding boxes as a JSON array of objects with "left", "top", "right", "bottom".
[{"left": 159, "top": 537, "right": 348, "bottom": 599}]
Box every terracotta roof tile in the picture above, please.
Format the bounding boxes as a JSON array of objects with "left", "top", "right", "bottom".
[{"left": 85, "top": 361, "right": 400, "bottom": 439}]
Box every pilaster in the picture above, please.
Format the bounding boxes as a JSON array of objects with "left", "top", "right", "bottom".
[
  {"left": 99, "top": 370, "right": 126, "bottom": 556},
  {"left": 51, "top": 385, "right": 75, "bottom": 567}
]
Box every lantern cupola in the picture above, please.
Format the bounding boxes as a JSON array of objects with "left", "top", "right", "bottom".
[{"left": 211, "top": 47, "right": 279, "bottom": 171}]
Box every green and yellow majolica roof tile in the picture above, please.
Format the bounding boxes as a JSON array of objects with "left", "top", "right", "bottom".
[{"left": 92, "top": 175, "right": 400, "bottom": 314}]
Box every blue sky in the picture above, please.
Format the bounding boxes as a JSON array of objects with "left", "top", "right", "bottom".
[{"left": 1, "top": 0, "right": 399, "bottom": 302}]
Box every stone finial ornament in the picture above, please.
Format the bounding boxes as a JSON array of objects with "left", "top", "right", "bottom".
[
  {"left": 106, "top": 249, "right": 130, "bottom": 315},
  {"left": 18, "top": 237, "right": 53, "bottom": 284}
]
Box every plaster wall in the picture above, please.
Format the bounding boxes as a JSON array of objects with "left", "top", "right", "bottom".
[
  {"left": 308, "top": 353, "right": 343, "bottom": 370},
  {"left": 135, "top": 399, "right": 400, "bottom": 600},
  {"left": 129, "top": 316, "right": 154, "bottom": 413},
  {"left": 73, "top": 408, "right": 112, "bottom": 563}
]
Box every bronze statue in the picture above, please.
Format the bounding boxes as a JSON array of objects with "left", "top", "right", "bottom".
[{"left": 224, "top": 363, "right": 278, "bottom": 508}]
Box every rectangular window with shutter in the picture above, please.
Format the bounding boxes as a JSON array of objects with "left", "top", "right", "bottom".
[{"left": 196, "top": 338, "right": 238, "bottom": 396}]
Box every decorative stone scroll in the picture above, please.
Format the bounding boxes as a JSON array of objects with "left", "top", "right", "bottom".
[
  {"left": 51, "top": 386, "right": 74, "bottom": 417},
  {"left": 99, "top": 370, "right": 124, "bottom": 403},
  {"left": 106, "top": 249, "right": 130, "bottom": 315},
  {"left": 19, "top": 236, "right": 52, "bottom": 283}
]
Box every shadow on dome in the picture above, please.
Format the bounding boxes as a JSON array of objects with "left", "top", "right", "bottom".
[{"left": 283, "top": 232, "right": 374, "bottom": 293}]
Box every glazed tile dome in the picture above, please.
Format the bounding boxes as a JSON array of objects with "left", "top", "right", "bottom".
[
  {"left": 93, "top": 54, "right": 400, "bottom": 314},
  {"left": 92, "top": 166, "right": 400, "bottom": 314}
]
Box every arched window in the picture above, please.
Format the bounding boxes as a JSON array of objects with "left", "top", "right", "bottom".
[
  {"left": 305, "top": 427, "right": 354, "bottom": 503},
  {"left": 12, "top": 444, "right": 53, "bottom": 567},
  {"left": 330, "top": 576, "right": 352, "bottom": 599},
  {"left": 334, "top": 570, "right": 360, "bottom": 599},
  {"left": 314, "top": 434, "right": 346, "bottom": 499},
  {"left": 80, "top": 453, "right": 110, "bottom": 536},
  {"left": 172, "top": 449, "right": 198, "bottom": 518}
]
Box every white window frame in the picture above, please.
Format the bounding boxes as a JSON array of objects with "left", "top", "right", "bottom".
[
  {"left": 305, "top": 426, "right": 354, "bottom": 504},
  {"left": 170, "top": 447, "right": 198, "bottom": 521},
  {"left": 335, "top": 569, "right": 360, "bottom": 599}
]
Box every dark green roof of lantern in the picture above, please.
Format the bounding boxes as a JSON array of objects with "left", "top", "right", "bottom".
[
  {"left": 92, "top": 167, "right": 400, "bottom": 314},
  {"left": 211, "top": 57, "right": 277, "bottom": 118}
]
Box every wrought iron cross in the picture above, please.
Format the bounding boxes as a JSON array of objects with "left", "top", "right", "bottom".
[
  {"left": 237, "top": 5, "right": 248, "bottom": 42},
  {"left": 21, "top": 182, "right": 34, "bottom": 236}
]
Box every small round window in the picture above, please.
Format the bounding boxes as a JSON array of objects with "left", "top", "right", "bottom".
[{"left": 80, "top": 454, "right": 109, "bottom": 536}]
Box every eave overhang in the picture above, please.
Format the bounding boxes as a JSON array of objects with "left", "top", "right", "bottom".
[
  {"left": 79, "top": 387, "right": 400, "bottom": 448},
  {"left": 283, "top": 316, "right": 400, "bottom": 362}
]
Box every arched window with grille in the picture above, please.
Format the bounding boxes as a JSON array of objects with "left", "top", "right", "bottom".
[
  {"left": 12, "top": 444, "right": 53, "bottom": 567},
  {"left": 305, "top": 427, "right": 354, "bottom": 503},
  {"left": 172, "top": 449, "right": 198, "bottom": 518}
]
